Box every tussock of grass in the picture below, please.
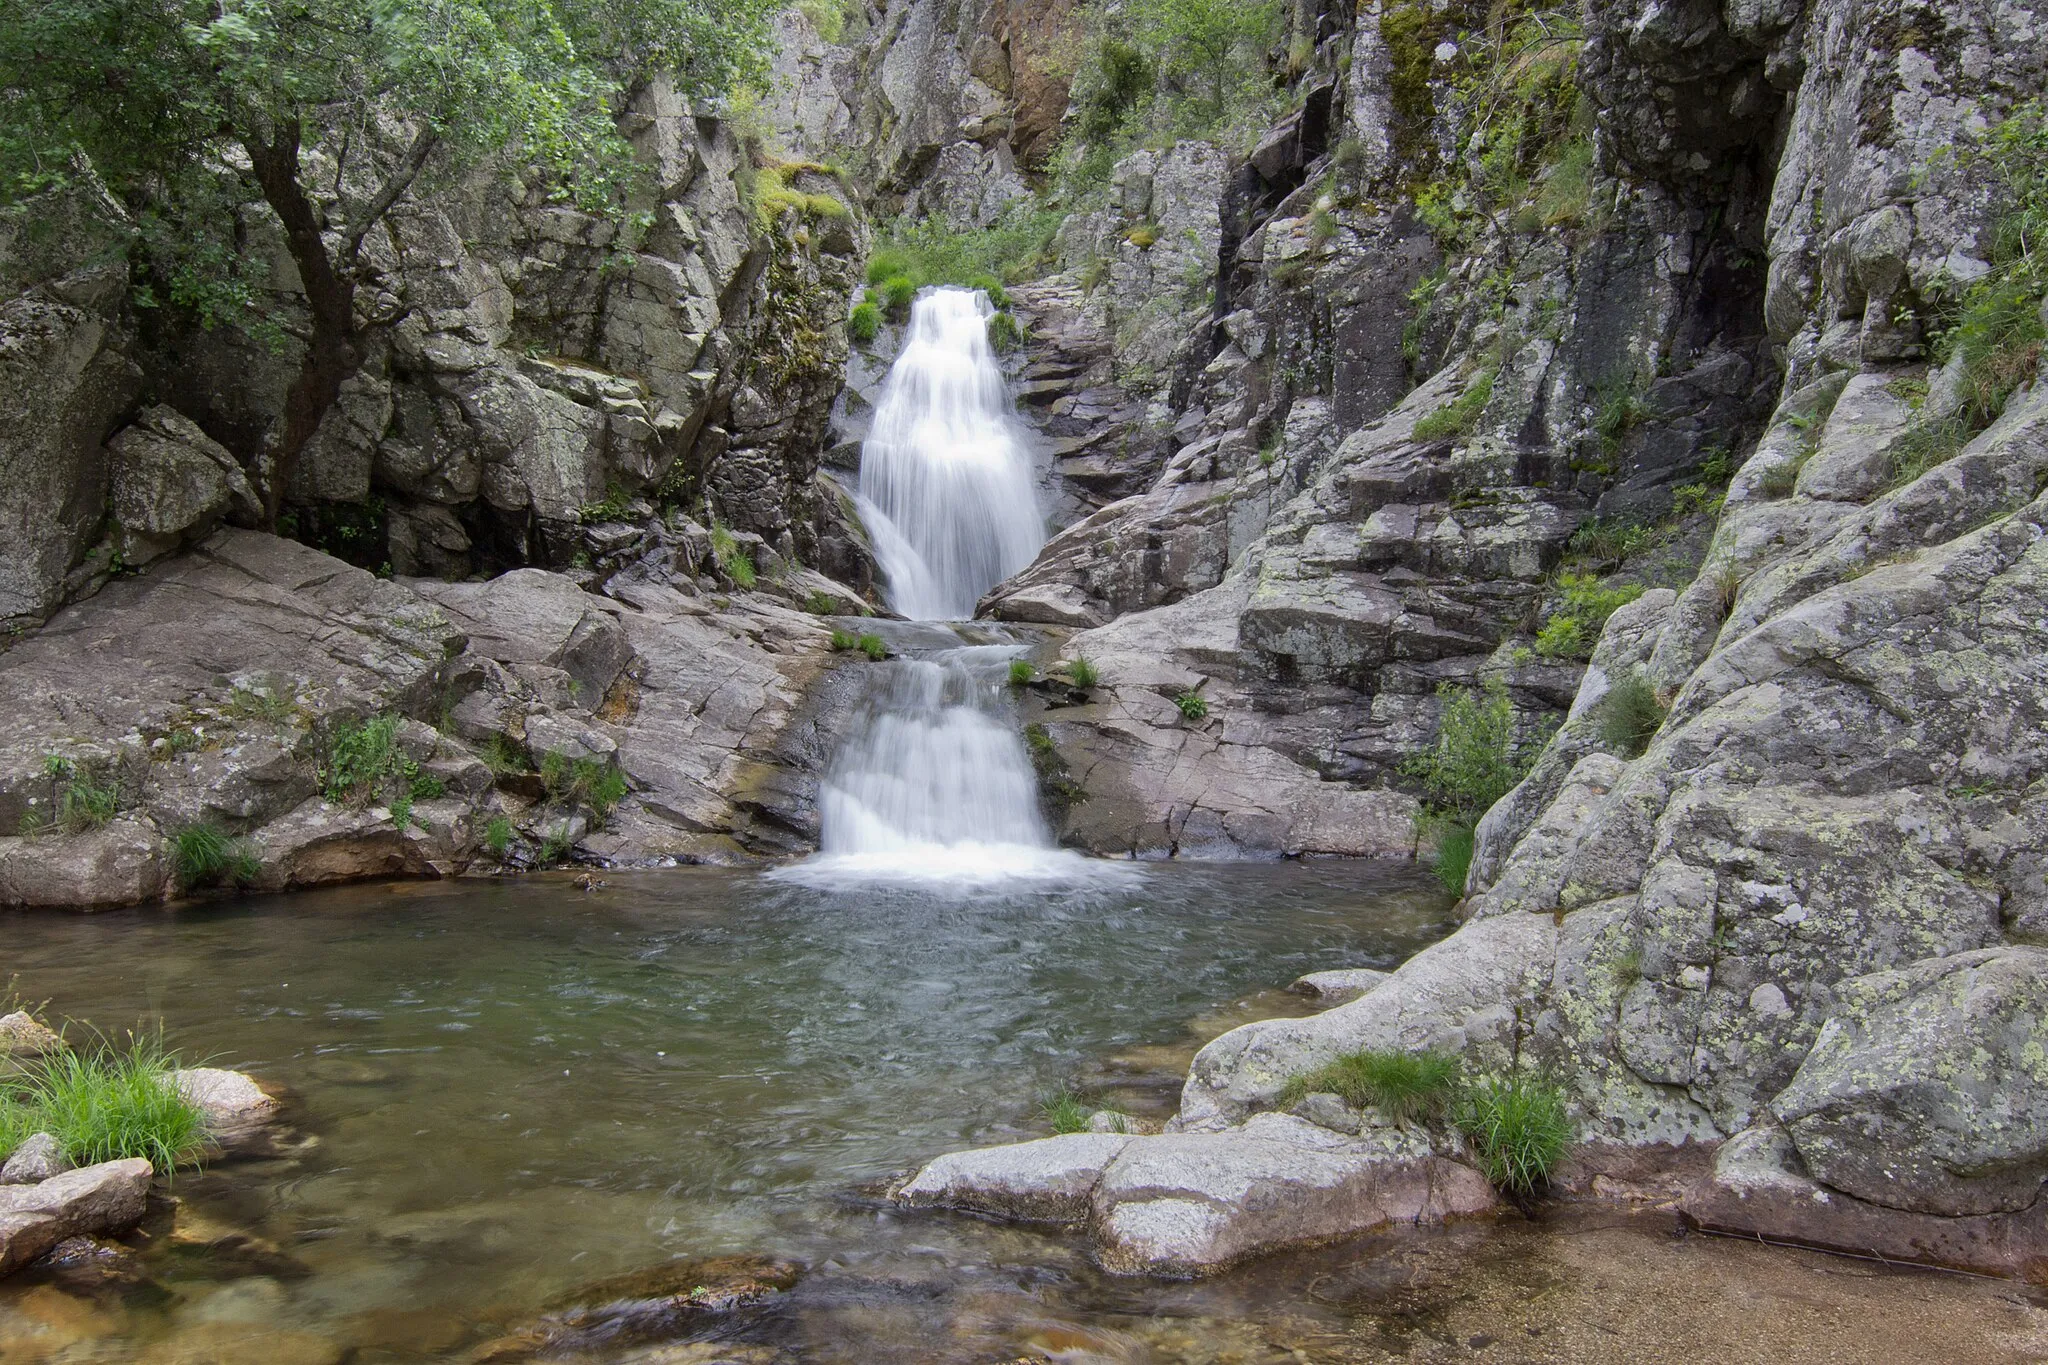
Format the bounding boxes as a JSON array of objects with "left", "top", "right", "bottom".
[
  {"left": 857, "top": 633, "right": 888, "bottom": 662},
  {"left": 1454, "top": 1074, "right": 1572, "bottom": 1195},
  {"left": 1, "top": 1033, "right": 209, "bottom": 1174},
  {"left": 482, "top": 814, "right": 514, "bottom": 859},
  {"left": 539, "top": 754, "right": 629, "bottom": 821},
  {"left": 1041, "top": 1088, "right": 1092, "bottom": 1135},
  {"left": 171, "top": 823, "right": 261, "bottom": 891},
  {"left": 1008, "top": 659, "right": 1035, "bottom": 686},
  {"left": 848, "top": 300, "right": 880, "bottom": 344},
  {"left": 1597, "top": 670, "right": 1667, "bottom": 758},
  {"left": 1413, "top": 369, "right": 1495, "bottom": 443},
  {"left": 1064, "top": 657, "right": 1100, "bottom": 689},
  {"left": 1279, "top": 1049, "right": 1460, "bottom": 1123},
  {"left": 1429, "top": 820, "right": 1475, "bottom": 895},
  {"left": 1174, "top": 690, "right": 1208, "bottom": 721}
]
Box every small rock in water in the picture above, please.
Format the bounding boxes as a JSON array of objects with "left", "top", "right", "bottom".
[
  {"left": 0, "top": 1013, "right": 65, "bottom": 1058},
  {"left": 1288, "top": 968, "right": 1391, "bottom": 1006},
  {"left": 172, "top": 1068, "right": 278, "bottom": 1129},
  {"left": 470, "top": 1254, "right": 803, "bottom": 1361},
  {"left": 1, "top": 1133, "right": 70, "bottom": 1185}
]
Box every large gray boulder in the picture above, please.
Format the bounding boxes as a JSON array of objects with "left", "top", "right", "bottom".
[
  {"left": 107, "top": 406, "right": 260, "bottom": 565},
  {"left": 1771, "top": 948, "right": 2048, "bottom": 1218}
]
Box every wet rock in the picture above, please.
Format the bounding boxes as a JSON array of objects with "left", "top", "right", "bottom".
[
  {"left": 471, "top": 1254, "right": 802, "bottom": 1361},
  {"left": 1, "top": 1135, "right": 69, "bottom": 1185},
  {"left": 33, "top": 1234, "right": 155, "bottom": 1295},
  {"left": 0, "top": 1013, "right": 65, "bottom": 1058},
  {"left": 1090, "top": 1116, "right": 1498, "bottom": 1277},
  {"left": 1684, "top": 1125, "right": 2048, "bottom": 1281},
  {"left": 173, "top": 1068, "right": 278, "bottom": 1133},
  {"left": 1288, "top": 969, "right": 1391, "bottom": 1006},
  {"left": 896, "top": 1134, "right": 1133, "bottom": 1223},
  {"left": 0, "top": 1159, "right": 154, "bottom": 1278}
]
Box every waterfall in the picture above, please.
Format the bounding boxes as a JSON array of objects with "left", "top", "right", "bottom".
[{"left": 858, "top": 287, "right": 1044, "bottom": 621}]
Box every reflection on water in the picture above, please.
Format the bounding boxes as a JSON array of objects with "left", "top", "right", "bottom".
[{"left": 3, "top": 864, "right": 2043, "bottom": 1363}]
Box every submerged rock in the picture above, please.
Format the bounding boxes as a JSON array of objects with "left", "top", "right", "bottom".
[
  {"left": 471, "top": 1254, "right": 803, "bottom": 1361},
  {"left": 896, "top": 1134, "right": 1133, "bottom": 1224}
]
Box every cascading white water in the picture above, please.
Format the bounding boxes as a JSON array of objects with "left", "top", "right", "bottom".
[
  {"left": 859, "top": 287, "right": 1044, "bottom": 621},
  {"left": 778, "top": 289, "right": 1119, "bottom": 886}
]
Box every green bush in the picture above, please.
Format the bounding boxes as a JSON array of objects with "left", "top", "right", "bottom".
[
  {"left": 482, "top": 814, "right": 514, "bottom": 859},
  {"left": 986, "top": 309, "right": 1023, "bottom": 352},
  {"left": 1404, "top": 678, "right": 1528, "bottom": 822},
  {"left": 794, "top": 0, "right": 846, "bottom": 43},
  {"left": 539, "top": 754, "right": 629, "bottom": 821},
  {"left": 848, "top": 300, "right": 881, "bottom": 344},
  {"left": 1064, "top": 657, "right": 1100, "bottom": 689},
  {"left": 709, "top": 523, "right": 758, "bottom": 588},
  {"left": 879, "top": 273, "right": 918, "bottom": 315},
  {"left": 4, "top": 1034, "right": 208, "bottom": 1173},
  {"left": 967, "top": 273, "right": 1010, "bottom": 309},
  {"left": 830, "top": 628, "right": 859, "bottom": 651},
  {"left": 1940, "top": 102, "right": 2047, "bottom": 424},
  {"left": 479, "top": 733, "right": 531, "bottom": 779},
  {"left": 866, "top": 248, "right": 914, "bottom": 286},
  {"left": 805, "top": 590, "right": 838, "bottom": 615},
  {"left": 1413, "top": 369, "right": 1495, "bottom": 443},
  {"left": 1535, "top": 573, "right": 1646, "bottom": 660},
  {"left": 1174, "top": 690, "right": 1209, "bottom": 721},
  {"left": 1279, "top": 1048, "right": 1460, "bottom": 1123},
  {"left": 1008, "top": 659, "right": 1035, "bottom": 686},
  {"left": 1454, "top": 1073, "right": 1572, "bottom": 1195},
  {"left": 322, "top": 714, "right": 411, "bottom": 805},
  {"left": 857, "top": 633, "right": 888, "bottom": 661},
  {"left": 171, "top": 823, "right": 261, "bottom": 891},
  {"left": 1598, "top": 671, "right": 1667, "bottom": 757}
]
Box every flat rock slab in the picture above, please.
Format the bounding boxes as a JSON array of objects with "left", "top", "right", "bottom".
[
  {"left": 0, "top": 1159, "right": 153, "bottom": 1277},
  {"left": 1289, "top": 968, "right": 1392, "bottom": 1005},
  {"left": 896, "top": 1134, "right": 1133, "bottom": 1223}
]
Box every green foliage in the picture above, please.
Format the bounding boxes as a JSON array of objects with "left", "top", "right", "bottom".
[
  {"left": 1064, "top": 656, "right": 1101, "bottom": 689},
  {"left": 1173, "top": 690, "right": 1209, "bottom": 722},
  {"left": 3, "top": 1033, "right": 208, "bottom": 1173},
  {"left": 579, "top": 481, "right": 634, "bottom": 524},
  {"left": 1041, "top": 1088, "right": 1092, "bottom": 1135},
  {"left": 1937, "top": 101, "right": 2048, "bottom": 424},
  {"left": 793, "top": 0, "right": 848, "bottom": 44},
  {"left": 986, "top": 310, "right": 1024, "bottom": 352},
  {"left": 829, "top": 628, "right": 859, "bottom": 652},
  {"left": 1564, "top": 518, "right": 1654, "bottom": 573},
  {"left": 479, "top": 733, "right": 532, "bottom": 779},
  {"left": 539, "top": 754, "right": 629, "bottom": 820},
  {"left": 1885, "top": 415, "right": 1973, "bottom": 490},
  {"left": 1404, "top": 679, "right": 1529, "bottom": 823},
  {"left": 482, "top": 814, "right": 515, "bottom": 858},
  {"left": 1598, "top": 671, "right": 1667, "bottom": 758},
  {"left": 847, "top": 300, "right": 881, "bottom": 344},
  {"left": 869, "top": 208, "right": 1065, "bottom": 293},
  {"left": 1125, "top": 223, "right": 1160, "bottom": 249},
  {"left": 321, "top": 714, "right": 414, "bottom": 806},
  {"left": 709, "top": 523, "right": 757, "bottom": 588},
  {"left": 1535, "top": 573, "right": 1646, "bottom": 660},
  {"left": 228, "top": 676, "right": 302, "bottom": 726},
  {"left": 1594, "top": 374, "right": 1650, "bottom": 452},
  {"left": 1008, "top": 659, "right": 1036, "bottom": 686},
  {"left": 171, "top": 823, "right": 261, "bottom": 891},
  {"left": 1413, "top": 370, "right": 1495, "bottom": 442},
  {"left": 857, "top": 633, "right": 888, "bottom": 662},
  {"left": 1279, "top": 1049, "right": 1461, "bottom": 1123},
  {"left": 57, "top": 770, "right": 119, "bottom": 834},
  {"left": 1430, "top": 819, "right": 1475, "bottom": 896},
  {"left": 879, "top": 274, "right": 919, "bottom": 316},
  {"left": 804, "top": 590, "right": 838, "bottom": 615},
  {"left": 1454, "top": 1073, "right": 1572, "bottom": 1195}
]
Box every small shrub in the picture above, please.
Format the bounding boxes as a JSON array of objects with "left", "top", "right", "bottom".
[
  {"left": 847, "top": 300, "right": 881, "bottom": 344},
  {"left": 322, "top": 714, "right": 412, "bottom": 806},
  {"left": 11, "top": 1034, "right": 208, "bottom": 1173},
  {"left": 1279, "top": 1049, "right": 1461, "bottom": 1123},
  {"left": 986, "top": 309, "right": 1023, "bottom": 352},
  {"left": 1065, "top": 657, "right": 1100, "bottom": 689},
  {"left": 578, "top": 481, "right": 633, "bottom": 524},
  {"left": 1008, "top": 659, "right": 1035, "bottom": 686},
  {"left": 866, "top": 248, "right": 914, "bottom": 286},
  {"left": 829, "top": 628, "right": 859, "bottom": 651},
  {"left": 1671, "top": 481, "right": 1726, "bottom": 520},
  {"left": 1598, "top": 671, "right": 1667, "bottom": 758},
  {"left": 228, "top": 677, "right": 299, "bottom": 725},
  {"left": 1566, "top": 518, "right": 1654, "bottom": 572},
  {"left": 1758, "top": 456, "right": 1803, "bottom": 499},
  {"left": 1534, "top": 573, "right": 1647, "bottom": 661},
  {"left": 805, "top": 590, "right": 838, "bottom": 615},
  {"left": 1455, "top": 1073, "right": 1572, "bottom": 1195},
  {"left": 1413, "top": 369, "right": 1495, "bottom": 443},
  {"left": 967, "top": 273, "right": 1010, "bottom": 309},
  {"left": 880, "top": 274, "right": 918, "bottom": 315},
  {"left": 479, "top": 733, "right": 531, "bottom": 778},
  {"left": 709, "top": 523, "right": 758, "bottom": 588},
  {"left": 1593, "top": 375, "right": 1650, "bottom": 452},
  {"left": 1403, "top": 678, "right": 1527, "bottom": 822},
  {"left": 540, "top": 754, "right": 629, "bottom": 821},
  {"left": 1041, "top": 1088, "right": 1092, "bottom": 1135},
  {"left": 1884, "top": 416, "right": 1972, "bottom": 490},
  {"left": 794, "top": 0, "right": 845, "bottom": 42},
  {"left": 171, "top": 824, "right": 260, "bottom": 891},
  {"left": 857, "top": 633, "right": 888, "bottom": 661},
  {"left": 482, "top": 814, "right": 514, "bottom": 859},
  {"left": 1174, "top": 690, "right": 1209, "bottom": 722}
]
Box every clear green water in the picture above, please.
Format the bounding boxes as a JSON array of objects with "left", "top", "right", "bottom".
[{"left": 1, "top": 862, "right": 1454, "bottom": 1360}]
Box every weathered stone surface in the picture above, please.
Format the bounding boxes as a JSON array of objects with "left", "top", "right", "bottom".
[
  {"left": 173, "top": 1068, "right": 279, "bottom": 1132},
  {"left": 1090, "top": 1115, "right": 1497, "bottom": 1277},
  {"left": 0, "top": 1014, "right": 64, "bottom": 1058},
  {"left": 1770, "top": 948, "right": 2048, "bottom": 1218},
  {"left": 473, "top": 1254, "right": 803, "bottom": 1361},
  {"left": 0, "top": 820, "right": 170, "bottom": 910},
  {"left": 0, "top": 1135, "right": 68, "bottom": 1186},
  {"left": 106, "top": 406, "right": 259, "bottom": 564},
  {"left": 896, "top": 1133, "right": 1132, "bottom": 1223},
  {"left": 0, "top": 1159, "right": 154, "bottom": 1278},
  {"left": 1289, "top": 968, "right": 1391, "bottom": 1006}
]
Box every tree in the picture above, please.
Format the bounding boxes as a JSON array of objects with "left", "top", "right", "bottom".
[
  {"left": 1123, "top": 0, "right": 1280, "bottom": 127},
  {"left": 0, "top": 0, "right": 775, "bottom": 521}
]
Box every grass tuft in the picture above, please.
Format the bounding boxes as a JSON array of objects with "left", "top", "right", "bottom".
[
  {"left": 1279, "top": 1049, "right": 1461, "bottom": 1123},
  {"left": 2, "top": 1032, "right": 209, "bottom": 1174},
  {"left": 482, "top": 814, "right": 514, "bottom": 859},
  {"left": 1429, "top": 819, "right": 1475, "bottom": 896},
  {"left": 171, "top": 823, "right": 261, "bottom": 891},
  {"left": 830, "top": 628, "right": 859, "bottom": 652},
  {"left": 848, "top": 300, "right": 880, "bottom": 344},
  {"left": 539, "top": 754, "right": 629, "bottom": 821},
  {"left": 1008, "top": 659, "right": 1035, "bottom": 686},
  {"left": 1064, "top": 657, "right": 1100, "bottom": 689},
  {"left": 1598, "top": 670, "right": 1667, "bottom": 758},
  {"left": 1454, "top": 1073, "right": 1572, "bottom": 1195},
  {"left": 1040, "top": 1088, "right": 1092, "bottom": 1135},
  {"left": 857, "top": 633, "right": 888, "bottom": 662}
]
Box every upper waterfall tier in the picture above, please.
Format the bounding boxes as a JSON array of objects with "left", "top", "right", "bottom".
[{"left": 858, "top": 288, "right": 1044, "bottom": 621}]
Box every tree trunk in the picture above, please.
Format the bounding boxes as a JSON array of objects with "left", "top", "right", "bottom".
[{"left": 243, "top": 121, "right": 361, "bottom": 527}]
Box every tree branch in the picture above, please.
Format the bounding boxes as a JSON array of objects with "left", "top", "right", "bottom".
[{"left": 342, "top": 126, "right": 438, "bottom": 270}]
